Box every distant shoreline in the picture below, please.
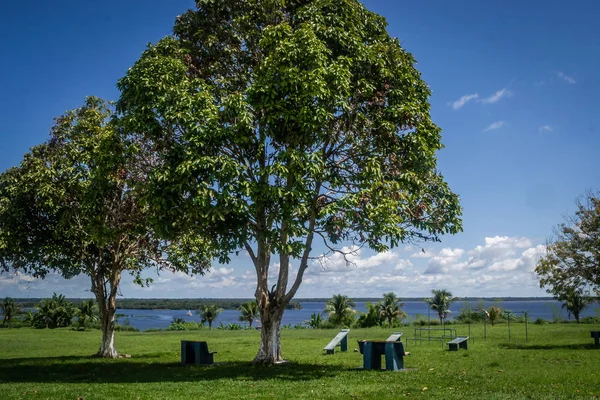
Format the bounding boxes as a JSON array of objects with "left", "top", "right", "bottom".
[{"left": 10, "top": 296, "right": 557, "bottom": 302}]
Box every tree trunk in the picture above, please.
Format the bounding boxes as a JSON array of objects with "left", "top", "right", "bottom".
[
  {"left": 254, "top": 302, "right": 285, "bottom": 365},
  {"left": 98, "top": 299, "right": 118, "bottom": 358},
  {"left": 91, "top": 269, "right": 121, "bottom": 358}
]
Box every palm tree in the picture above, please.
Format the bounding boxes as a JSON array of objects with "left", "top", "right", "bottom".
[
  {"left": 33, "top": 293, "right": 75, "bottom": 329},
  {"left": 378, "top": 292, "right": 407, "bottom": 328},
  {"left": 1, "top": 297, "right": 19, "bottom": 326},
  {"left": 560, "top": 289, "right": 589, "bottom": 323},
  {"left": 425, "top": 289, "right": 456, "bottom": 324},
  {"left": 486, "top": 306, "right": 502, "bottom": 326},
  {"left": 76, "top": 300, "right": 99, "bottom": 330},
  {"left": 199, "top": 305, "right": 223, "bottom": 329},
  {"left": 305, "top": 312, "right": 323, "bottom": 329},
  {"left": 325, "top": 294, "right": 355, "bottom": 328},
  {"left": 238, "top": 301, "right": 258, "bottom": 328}
]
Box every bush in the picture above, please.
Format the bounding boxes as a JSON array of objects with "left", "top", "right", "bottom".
[
  {"left": 456, "top": 303, "right": 485, "bottom": 323},
  {"left": 411, "top": 314, "right": 441, "bottom": 326},
  {"left": 534, "top": 318, "right": 547, "bottom": 325},
  {"left": 217, "top": 322, "right": 242, "bottom": 330},
  {"left": 580, "top": 316, "right": 600, "bottom": 324},
  {"left": 114, "top": 324, "right": 139, "bottom": 332},
  {"left": 166, "top": 321, "right": 204, "bottom": 331}
]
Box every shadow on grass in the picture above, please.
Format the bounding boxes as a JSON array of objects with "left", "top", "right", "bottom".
[
  {"left": 500, "top": 343, "right": 599, "bottom": 351},
  {"left": 0, "top": 355, "right": 346, "bottom": 384}
]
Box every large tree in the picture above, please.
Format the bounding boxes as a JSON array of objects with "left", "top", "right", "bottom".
[
  {"left": 0, "top": 97, "right": 210, "bottom": 357},
  {"left": 116, "top": 0, "right": 462, "bottom": 364},
  {"left": 535, "top": 191, "right": 600, "bottom": 300}
]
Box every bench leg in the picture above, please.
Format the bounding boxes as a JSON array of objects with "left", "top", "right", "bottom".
[
  {"left": 385, "top": 342, "right": 404, "bottom": 371},
  {"left": 340, "top": 336, "right": 348, "bottom": 352},
  {"left": 199, "top": 353, "right": 213, "bottom": 365},
  {"left": 181, "top": 341, "right": 187, "bottom": 365},
  {"left": 363, "top": 343, "right": 382, "bottom": 370}
]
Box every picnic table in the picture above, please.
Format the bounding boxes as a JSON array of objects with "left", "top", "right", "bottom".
[{"left": 357, "top": 340, "right": 409, "bottom": 371}]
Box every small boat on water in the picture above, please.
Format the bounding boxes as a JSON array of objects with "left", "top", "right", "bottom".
[{"left": 186, "top": 310, "right": 193, "bottom": 316}]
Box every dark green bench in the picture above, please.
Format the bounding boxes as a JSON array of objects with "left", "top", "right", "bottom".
[
  {"left": 324, "top": 329, "right": 350, "bottom": 354},
  {"left": 447, "top": 336, "right": 469, "bottom": 351},
  {"left": 181, "top": 340, "right": 216, "bottom": 365},
  {"left": 592, "top": 331, "right": 600, "bottom": 346}
]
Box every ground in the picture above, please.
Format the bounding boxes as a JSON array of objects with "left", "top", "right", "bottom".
[{"left": 0, "top": 323, "right": 598, "bottom": 399}]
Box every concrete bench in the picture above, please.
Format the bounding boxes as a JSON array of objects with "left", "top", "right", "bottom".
[
  {"left": 324, "top": 329, "right": 350, "bottom": 354},
  {"left": 181, "top": 340, "right": 216, "bottom": 365},
  {"left": 386, "top": 332, "right": 403, "bottom": 342},
  {"left": 591, "top": 331, "right": 600, "bottom": 346},
  {"left": 447, "top": 336, "right": 469, "bottom": 351}
]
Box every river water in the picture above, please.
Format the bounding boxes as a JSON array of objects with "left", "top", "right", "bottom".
[{"left": 116, "top": 300, "right": 599, "bottom": 331}]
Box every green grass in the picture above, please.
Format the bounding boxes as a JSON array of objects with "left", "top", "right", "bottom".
[{"left": 0, "top": 323, "right": 599, "bottom": 399}]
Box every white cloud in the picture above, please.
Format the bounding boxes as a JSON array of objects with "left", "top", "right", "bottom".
[
  {"left": 361, "top": 251, "right": 398, "bottom": 268},
  {"left": 208, "top": 277, "right": 238, "bottom": 288},
  {"left": 242, "top": 270, "right": 255, "bottom": 280},
  {"left": 449, "top": 93, "right": 479, "bottom": 110},
  {"left": 556, "top": 71, "right": 576, "bottom": 84},
  {"left": 478, "top": 88, "right": 512, "bottom": 104},
  {"left": 488, "top": 245, "right": 546, "bottom": 272},
  {"left": 469, "top": 236, "right": 531, "bottom": 261},
  {"left": 483, "top": 121, "right": 506, "bottom": 132},
  {"left": 423, "top": 247, "right": 465, "bottom": 275},
  {"left": 395, "top": 259, "right": 413, "bottom": 271},
  {"left": 410, "top": 248, "right": 435, "bottom": 258},
  {"left": 538, "top": 125, "right": 553, "bottom": 133},
  {"left": 207, "top": 267, "right": 234, "bottom": 278},
  {"left": 315, "top": 246, "right": 398, "bottom": 272}
]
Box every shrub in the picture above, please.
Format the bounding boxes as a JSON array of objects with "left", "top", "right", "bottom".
[
  {"left": 114, "top": 324, "right": 139, "bottom": 332},
  {"left": 411, "top": 314, "right": 441, "bottom": 326},
  {"left": 580, "top": 316, "right": 600, "bottom": 324},
  {"left": 166, "top": 321, "right": 204, "bottom": 331},
  {"left": 217, "top": 322, "right": 242, "bottom": 330}
]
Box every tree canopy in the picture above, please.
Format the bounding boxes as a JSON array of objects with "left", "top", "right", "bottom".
[
  {"left": 535, "top": 191, "right": 600, "bottom": 301},
  {"left": 116, "top": 0, "right": 462, "bottom": 364},
  {"left": 0, "top": 97, "right": 211, "bottom": 357}
]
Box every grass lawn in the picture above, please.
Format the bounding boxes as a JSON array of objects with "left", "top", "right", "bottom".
[{"left": 0, "top": 323, "right": 599, "bottom": 399}]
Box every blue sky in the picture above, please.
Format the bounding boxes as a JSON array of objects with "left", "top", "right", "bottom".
[{"left": 1, "top": 0, "right": 599, "bottom": 299}]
